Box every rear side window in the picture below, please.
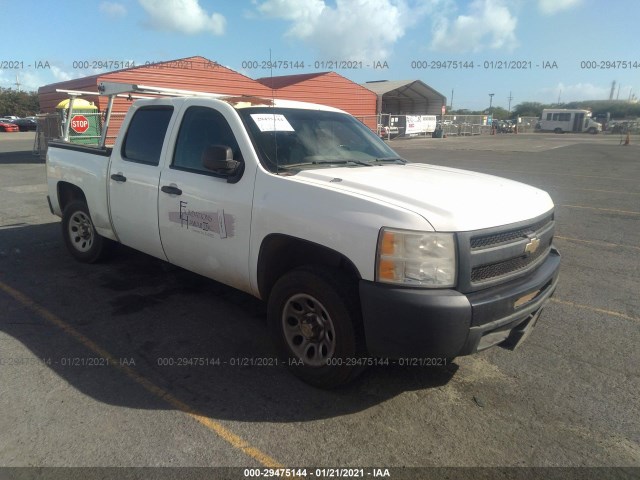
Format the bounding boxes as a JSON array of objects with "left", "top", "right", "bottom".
[{"left": 122, "top": 107, "right": 173, "bottom": 165}]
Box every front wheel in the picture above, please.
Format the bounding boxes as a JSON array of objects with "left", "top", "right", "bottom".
[
  {"left": 62, "top": 200, "right": 110, "bottom": 263},
  {"left": 267, "top": 266, "right": 364, "bottom": 388}
]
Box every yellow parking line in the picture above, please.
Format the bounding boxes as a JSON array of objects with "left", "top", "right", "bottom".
[
  {"left": 550, "top": 298, "right": 639, "bottom": 323},
  {"left": 0, "top": 280, "right": 284, "bottom": 469},
  {"left": 554, "top": 235, "right": 640, "bottom": 252},
  {"left": 559, "top": 204, "right": 640, "bottom": 216}
]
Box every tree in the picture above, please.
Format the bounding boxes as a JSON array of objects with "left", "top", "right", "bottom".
[
  {"left": 0, "top": 88, "right": 40, "bottom": 117},
  {"left": 512, "top": 102, "right": 546, "bottom": 118},
  {"left": 489, "top": 106, "right": 509, "bottom": 120}
]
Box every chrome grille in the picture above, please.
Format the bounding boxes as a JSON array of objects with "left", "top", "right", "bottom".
[
  {"left": 471, "top": 240, "right": 552, "bottom": 282},
  {"left": 471, "top": 214, "right": 553, "bottom": 250},
  {"left": 456, "top": 211, "right": 556, "bottom": 293}
]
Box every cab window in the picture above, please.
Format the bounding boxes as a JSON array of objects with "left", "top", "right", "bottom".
[{"left": 172, "top": 106, "right": 241, "bottom": 175}]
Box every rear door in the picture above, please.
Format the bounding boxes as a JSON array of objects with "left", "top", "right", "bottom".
[
  {"left": 157, "top": 99, "right": 256, "bottom": 293},
  {"left": 108, "top": 103, "right": 175, "bottom": 260}
]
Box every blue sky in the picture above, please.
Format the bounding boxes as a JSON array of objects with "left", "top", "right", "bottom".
[{"left": 0, "top": 0, "right": 638, "bottom": 111}]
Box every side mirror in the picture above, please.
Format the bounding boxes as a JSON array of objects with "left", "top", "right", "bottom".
[{"left": 202, "top": 145, "right": 240, "bottom": 173}]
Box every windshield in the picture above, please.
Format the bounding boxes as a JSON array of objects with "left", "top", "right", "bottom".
[{"left": 238, "top": 107, "right": 404, "bottom": 173}]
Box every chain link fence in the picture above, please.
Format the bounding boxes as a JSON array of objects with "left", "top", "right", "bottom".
[
  {"left": 32, "top": 110, "right": 130, "bottom": 159},
  {"left": 605, "top": 120, "right": 640, "bottom": 135},
  {"left": 102, "top": 112, "right": 127, "bottom": 146},
  {"left": 515, "top": 117, "right": 540, "bottom": 133},
  {"left": 354, "top": 114, "right": 502, "bottom": 139},
  {"left": 440, "top": 115, "right": 493, "bottom": 137},
  {"left": 33, "top": 114, "right": 62, "bottom": 160},
  {"left": 65, "top": 111, "right": 103, "bottom": 145}
]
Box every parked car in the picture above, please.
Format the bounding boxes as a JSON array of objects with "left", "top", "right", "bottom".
[
  {"left": 11, "top": 118, "right": 38, "bottom": 131},
  {"left": 0, "top": 120, "right": 19, "bottom": 132},
  {"left": 496, "top": 120, "right": 515, "bottom": 133}
]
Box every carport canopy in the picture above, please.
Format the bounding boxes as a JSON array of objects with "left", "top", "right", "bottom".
[{"left": 362, "top": 79, "right": 446, "bottom": 116}]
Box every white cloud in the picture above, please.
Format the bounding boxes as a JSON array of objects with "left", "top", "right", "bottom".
[
  {"left": 431, "top": 0, "right": 517, "bottom": 53},
  {"left": 255, "top": 0, "right": 439, "bottom": 60},
  {"left": 256, "top": 0, "right": 325, "bottom": 38},
  {"left": 50, "top": 66, "right": 76, "bottom": 82},
  {"left": 139, "top": 0, "right": 225, "bottom": 35},
  {"left": 99, "top": 2, "right": 127, "bottom": 18},
  {"left": 541, "top": 82, "right": 610, "bottom": 102},
  {"left": 538, "top": 0, "right": 582, "bottom": 15}
]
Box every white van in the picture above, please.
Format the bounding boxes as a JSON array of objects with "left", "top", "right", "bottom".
[{"left": 538, "top": 109, "right": 601, "bottom": 134}]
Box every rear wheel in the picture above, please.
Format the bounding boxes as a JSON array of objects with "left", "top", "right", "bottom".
[
  {"left": 267, "top": 266, "right": 364, "bottom": 388},
  {"left": 588, "top": 127, "right": 597, "bottom": 134},
  {"left": 62, "top": 200, "right": 110, "bottom": 263},
  {"left": 553, "top": 128, "right": 563, "bottom": 134}
]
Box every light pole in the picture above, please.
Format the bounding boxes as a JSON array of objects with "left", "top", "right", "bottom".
[{"left": 489, "top": 93, "right": 495, "bottom": 132}]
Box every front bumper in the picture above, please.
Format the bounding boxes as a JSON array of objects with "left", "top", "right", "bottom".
[{"left": 359, "top": 247, "right": 560, "bottom": 359}]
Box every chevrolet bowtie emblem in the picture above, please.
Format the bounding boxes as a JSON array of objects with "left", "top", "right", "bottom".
[{"left": 524, "top": 237, "right": 541, "bottom": 255}]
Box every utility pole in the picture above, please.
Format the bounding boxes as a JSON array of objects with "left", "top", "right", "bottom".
[
  {"left": 557, "top": 89, "right": 562, "bottom": 105},
  {"left": 507, "top": 91, "right": 513, "bottom": 116},
  {"left": 450, "top": 88, "right": 454, "bottom": 111},
  {"left": 489, "top": 93, "right": 495, "bottom": 115},
  {"left": 14, "top": 73, "right": 21, "bottom": 92},
  {"left": 609, "top": 81, "right": 616, "bottom": 100}
]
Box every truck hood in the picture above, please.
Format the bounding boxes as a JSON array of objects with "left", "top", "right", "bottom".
[{"left": 294, "top": 163, "right": 554, "bottom": 231}]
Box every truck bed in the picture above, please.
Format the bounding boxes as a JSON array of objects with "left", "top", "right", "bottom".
[
  {"left": 46, "top": 140, "right": 115, "bottom": 240},
  {"left": 48, "top": 140, "right": 112, "bottom": 157}
]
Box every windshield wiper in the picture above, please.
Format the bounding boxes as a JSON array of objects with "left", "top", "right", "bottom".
[
  {"left": 278, "top": 159, "right": 374, "bottom": 169},
  {"left": 373, "top": 157, "right": 407, "bottom": 164},
  {"left": 311, "top": 159, "right": 373, "bottom": 166}
]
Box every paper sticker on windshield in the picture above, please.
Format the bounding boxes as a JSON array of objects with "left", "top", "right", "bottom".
[{"left": 250, "top": 114, "right": 294, "bottom": 132}]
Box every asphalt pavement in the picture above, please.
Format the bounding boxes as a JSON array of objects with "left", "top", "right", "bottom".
[{"left": 0, "top": 131, "right": 638, "bottom": 479}]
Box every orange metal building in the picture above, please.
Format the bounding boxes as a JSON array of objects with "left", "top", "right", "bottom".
[
  {"left": 257, "top": 72, "right": 378, "bottom": 130},
  {"left": 38, "top": 56, "right": 379, "bottom": 141},
  {"left": 38, "top": 56, "right": 273, "bottom": 141}
]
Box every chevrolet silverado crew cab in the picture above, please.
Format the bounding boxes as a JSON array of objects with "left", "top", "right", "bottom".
[{"left": 46, "top": 83, "right": 560, "bottom": 388}]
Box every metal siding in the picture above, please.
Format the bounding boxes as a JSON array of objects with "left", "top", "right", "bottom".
[
  {"left": 260, "top": 72, "right": 378, "bottom": 130},
  {"left": 38, "top": 58, "right": 378, "bottom": 139},
  {"left": 38, "top": 57, "right": 274, "bottom": 142}
]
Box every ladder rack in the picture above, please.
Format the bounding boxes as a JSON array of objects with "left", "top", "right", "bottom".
[
  {"left": 97, "top": 82, "right": 228, "bottom": 98},
  {"left": 56, "top": 82, "right": 241, "bottom": 148}
]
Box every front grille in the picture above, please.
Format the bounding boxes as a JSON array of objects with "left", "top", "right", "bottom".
[
  {"left": 456, "top": 211, "right": 556, "bottom": 293},
  {"left": 471, "top": 240, "right": 551, "bottom": 282},
  {"left": 471, "top": 214, "right": 553, "bottom": 249}
]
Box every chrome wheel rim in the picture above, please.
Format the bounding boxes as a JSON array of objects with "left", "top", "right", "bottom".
[
  {"left": 68, "top": 211, "right": 94, "bottom": 253},
  {"left": 282, "top": 293, "right": 336, "bottom": 367}
]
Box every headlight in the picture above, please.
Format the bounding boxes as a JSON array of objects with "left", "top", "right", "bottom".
[{"left": 376, "top": 228, "right": 457, "bottom": 287}]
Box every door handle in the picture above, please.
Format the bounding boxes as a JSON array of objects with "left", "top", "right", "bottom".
[
  {"left": 161, "top": 185, "right": 183, "bottom": 196},
  {"left": 110, "top": 173, "right": 127, "bottom": 182}
]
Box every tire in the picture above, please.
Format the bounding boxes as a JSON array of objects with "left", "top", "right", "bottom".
[
  {"left": 61, "top": 200, "right": 110, "bottom": 263},
  {"left": 553, "top": 128, "right": 563, "bottom": 134},
  {"left": 267, "top": 266, "right": 364, "bottom": 388},
  {"left": 588, "top": 127, "right": 597, "bottom": 134}
]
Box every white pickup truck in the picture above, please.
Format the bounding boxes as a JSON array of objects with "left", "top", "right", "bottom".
[{"left": 46, "top": 83, "right": 560, "bottom": 387}]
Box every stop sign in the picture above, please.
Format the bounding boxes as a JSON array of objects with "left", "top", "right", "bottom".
[{"left": 70, "top": 115, "right": 90, "bottom": 134}]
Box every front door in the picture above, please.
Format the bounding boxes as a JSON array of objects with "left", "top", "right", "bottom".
[
  {"left": 157, "top": 101, "right": 255, "bottom": 293},
  {"left": 573, "top": 113, "right": 585, "bottom": 132}
]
